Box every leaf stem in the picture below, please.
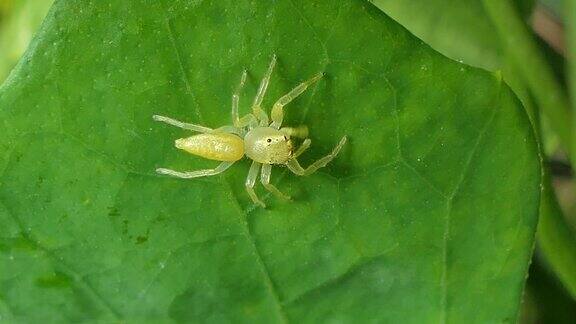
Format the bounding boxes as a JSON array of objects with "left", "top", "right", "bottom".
[
  {"left": 482, "top": 0, "right": 573, "bottom": 157},
  {"left": 568, "top": 0, "right": 576, "bottom": 163},
  {"left": 537, "top": 173, "right": 576, "bottom": 299}
]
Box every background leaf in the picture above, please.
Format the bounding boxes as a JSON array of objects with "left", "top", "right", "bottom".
[
  {"left": 521, "top": 256, "right": 576, "bottom": 324},
  {"left": 370, "top": 0, "right": 535, "bottom": 71},
  {"left": 0, "top": 0, "right": 54, "bottom": 83},
  {"left": 0, "top": 0, "right": 541, "bottom": 322}
]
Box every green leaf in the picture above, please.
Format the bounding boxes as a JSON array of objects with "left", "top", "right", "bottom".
[
  {"left": 371, "top": 2, "right": 576, "bottom": 299},
  {"left": 0, "top": 0, "right": 54, "bottom": 83},
  {"left": 537, "top": 172, "right": 576, "bottom": 299},
  {"left": 0, "top": 0, "right": 541, "bottom": 322},
  {"left": 369, "top": 0, "right": 535, "bottom": 71},
  {"left": 368, "top": 1, "right": 552, "bottom": 161},
  {"left": 568, "top": 0, "right": 576, "bottom": 162},
  {"left": 481, "top": 0, "right": 572, "bottom": 155}
]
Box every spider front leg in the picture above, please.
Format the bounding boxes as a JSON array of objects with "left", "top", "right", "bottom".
[
  {"left": 245, "top": 161, "right": 266, "bottom": 208},
  {"left": 232, "top": 70, "right": 257, "bottom": 129},
  {"left": 154, "top": 114, "right": 241, "bottom": 135},
  {"left": 251, "top": 55, "right": 276, "bottom": 125},
  {"left": 260, "top": 164, "right": 291, "bottom": 201},
  {"left": 292, "top": 139, "right": 311, "bottom": 158},
  {"left": 153, "top": 115, "right": 213, "bottom": 133},
  {"left": 157, "top": 161, "right": 234, "bottom": 178},
  {"left": 286, "top": 136, "right": 347, "bottom": 176},
  {"left": 270, "top": 72, "right": 324, "bottom": 129}
]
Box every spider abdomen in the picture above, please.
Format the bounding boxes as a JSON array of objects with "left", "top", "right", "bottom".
[{"left": 175, "top": 133, "right": 244, "bottom": 162}]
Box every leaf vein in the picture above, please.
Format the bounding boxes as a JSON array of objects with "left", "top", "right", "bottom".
[
  {"left": 0, "top": 199, "right": 122, "bottom": 320},
  {"left": 220, "top": 178, "right": 290, "bottom": 324},
  {"left": 439, "top": 77, "right": 502, "bottom": 324}
]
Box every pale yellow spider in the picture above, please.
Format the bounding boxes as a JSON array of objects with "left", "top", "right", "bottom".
[{"left": 153, "top": 55, "right": 347, "bottom": 207}]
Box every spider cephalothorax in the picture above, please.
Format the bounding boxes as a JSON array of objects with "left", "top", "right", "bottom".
[{"left": 244, "top": 127, "right": 294, "bottom": 164}]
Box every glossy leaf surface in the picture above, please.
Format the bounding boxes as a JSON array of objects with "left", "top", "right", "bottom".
[{"left": 0, "top": 1, "right": 540, "bottom": 323}]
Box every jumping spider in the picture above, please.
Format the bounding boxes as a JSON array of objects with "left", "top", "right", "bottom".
[{"left": 154, "top": 55, "right": 347, "bottom": 208}]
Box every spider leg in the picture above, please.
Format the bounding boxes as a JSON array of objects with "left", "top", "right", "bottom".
[
  {"left": 154, "top": 115, "right": 242, "bottom": 136},
  {"left": 156, "top": 161, "right": 234, "bottom": 178},
  {"left": 260, "top": 164, "right": 291, "bottom": 200},
  {"left": 153, "top": 115, "right": 213, "bottom": 133},
  {"left": 210, "top": 126, "right": 243, "bottom": 135},
  {"left": 232, "top": 70, "right": 258, "bottom": 129},
  {"left": 252, "top": 55, "right": 276, "bottom": 125},
  {"left": 270, "top": 72, "right": 323, "bottom": 129},
  {"left": 280, "top": 125, "right": 309, "bottom": 139},
  {"left": 246, "top": 161, "right": 266, "bottom": 208},
  {"left": 286, "top": 136, "right": 346, "bottom": 176},
  {"left": 292, "top": 139, "right": 311, "bottom": 159},
  {"left": 232, "top": 70, "right": 247, "bottom": 123}
]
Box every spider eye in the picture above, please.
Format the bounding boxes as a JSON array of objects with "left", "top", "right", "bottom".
[{"left": 267, "top": 138, "right": 272, "bottom": 143}]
